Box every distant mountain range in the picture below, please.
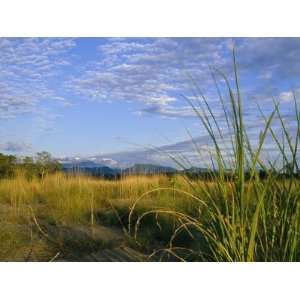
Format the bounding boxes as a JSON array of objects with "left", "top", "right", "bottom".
[
  {"left": 62, "top": 160, "right": 107, "bottom": 169},
  {"left": 57, "top": 135, "right": 212, "bottom": 170},
  {"left": 60, "top": 159, "right": 213, "bottom": 178},
  {"left": 61, "top": 160, "right": 176, "bottom": 176},
  {"left": 122, "top": 164, "right": 176, "bottom": 175},
  {"left": 58, "top": 134, "right": 221, "bottom": 175}
]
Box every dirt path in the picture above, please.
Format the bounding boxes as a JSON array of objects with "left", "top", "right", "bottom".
[
  {"left": 0, "top": 203, "right": 146, "bottom": 261},
  {"left": 43, "top": 223, "right": 146, "bottom": 262}
]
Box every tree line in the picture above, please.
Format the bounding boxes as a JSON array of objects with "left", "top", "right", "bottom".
[{"left": 0, "top": 151, "right": 61, "bottom": 179}]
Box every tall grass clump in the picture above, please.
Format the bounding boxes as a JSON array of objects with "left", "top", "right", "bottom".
[{"left": 131, "top": 49, "right": 300, "bottom": 262}]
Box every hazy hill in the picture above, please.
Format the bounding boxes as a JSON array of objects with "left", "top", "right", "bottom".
[
  {"left": 61, "top": 161, "right": 177, "bottom": 177},
  {"left": 123, "top": 163, "right": 176, "bottom": 175}
]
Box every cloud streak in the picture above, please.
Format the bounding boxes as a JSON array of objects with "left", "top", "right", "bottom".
[
  {"left": 67, "top": 38, "right": 300, "bottom": 126},
  {"left": 67, "top": 38, "right": 231, "bottom": 107},
  {"left": 0, "top": 141, "right": 32, "bottom": 153}
]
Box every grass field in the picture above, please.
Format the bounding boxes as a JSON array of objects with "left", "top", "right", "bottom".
[
  {"left": 0, "top": 172, "right": 298, "bottom": 261},
  {"left": 0, "top": 173, "right": 205, "bottom": 261}
]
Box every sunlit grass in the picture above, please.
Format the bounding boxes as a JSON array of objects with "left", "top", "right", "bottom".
[
  {"left": 0, "top": 173, "right": 202, "bottom": 260},
  {"left": 0, "top": 170, "right": 298, "bottom": 261}
]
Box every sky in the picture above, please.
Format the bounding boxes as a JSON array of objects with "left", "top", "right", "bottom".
[{"left": 0, "top": 37, "right": 299, "bottom": 166}]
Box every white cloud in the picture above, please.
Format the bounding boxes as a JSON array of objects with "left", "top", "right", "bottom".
[
  {"left": 147, "top": 96, "right": 176, "bottom": 106},
  {"left": 66, "top": 38, "right": 300, "bottom": 138},
  {"left": 139, "top": 105, "right": 197, "bottom": 118},
  {"left": 279, "top": 91, "right": 294, "bottom": 102},
  {"left": 67, "top": 38, "right": 231, "bottom": 109},
  {"left": 0, "top": 38, "right": 76, "bottom": 119},
  {"left": 0, "top": 141, "right": 32, "bottom": 153}
]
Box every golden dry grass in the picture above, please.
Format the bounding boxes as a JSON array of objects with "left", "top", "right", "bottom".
[
  {"left": 0, "top": 172, "right": 299, "bottom": 261},
  {"left": 0, "top": 173, "right": 202, "bottom": 261}
]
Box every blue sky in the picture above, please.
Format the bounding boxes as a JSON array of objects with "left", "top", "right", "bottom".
[{"left": 0, "top": 38, "right": 299, "bottom": 165}]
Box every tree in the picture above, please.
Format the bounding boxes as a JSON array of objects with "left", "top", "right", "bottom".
[
  {"left": 36, "top": 151, "right": 61, "bottom": 178},
  {"left": 0, "top": 153, "right": 17, "bottom": 178},
  {"left": 22, "top": 156, "right": 36, "bottom": 178},
  {"left": 23, "top": 156, "right": 34, "bottom": 165}
]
